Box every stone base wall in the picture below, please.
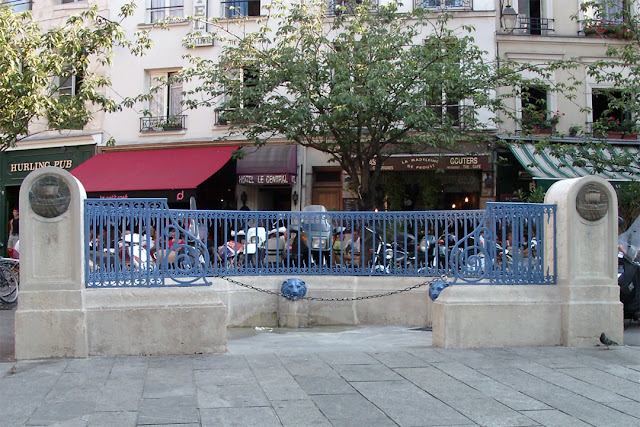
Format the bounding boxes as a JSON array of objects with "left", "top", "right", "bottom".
[
  {"left": 84, "top": 287, "right": 227, "bottom": 356},
  {"left": 212, "top": 276, "right": 433, "bottom": 328}
]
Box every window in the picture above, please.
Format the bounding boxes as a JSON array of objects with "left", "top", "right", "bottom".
[
  {"left": 515, "top": 0, "right": 554, "bottom": 35},
  {"left": 149, "top": 0, "right": 184, "bottom": 23},
  {"left": 59, "top": 74, "right": 82, "bottom": 98},
  {"left": 243, "top": 66, "right": 259, "bottom": 109},
  {"left": 48, "top": 69, "right": 87, "bottom": 130},
  {"left": 601, "top": 0, "right": 628, "bottom": 23},
  {"left": 221, "top": 0, "right": 260, "bottom": 18},
  {"left": 420, "top": 0, "right": 469, "bottom": 9},
  {"left": 592, "top": 89, "right": 633, "bottom": 133},
  {"left": 521, "top": 86, "right": 548, "bottom": 130},
  {"left": 2, "top": 0, "right": 31, "bottom": 12},
  {"left": 142, "top": 71, "right": 185, "bottom": 132}
]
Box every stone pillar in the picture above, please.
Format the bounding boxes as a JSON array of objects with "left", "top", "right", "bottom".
[
  {"left": 15, "top": 167, "right": 88, "bottom": 359},
  {"left": 545, "top": 176, "right": 623, "bottom": 346}
]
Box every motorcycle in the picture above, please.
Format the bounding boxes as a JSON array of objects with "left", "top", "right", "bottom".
[
  {"left": 289, "top": 205, "right": 336, "bottom": 267},
  {"left": 618, "top": 216, "right": 640, "bottom": 322}
]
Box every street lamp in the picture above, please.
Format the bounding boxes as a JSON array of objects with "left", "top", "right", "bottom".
[
  {"left": 292, "top": 190, "right": 299, "bottom": 206},
  {"left": 501, "top": 2, "right": 518, "bottom": 33}
]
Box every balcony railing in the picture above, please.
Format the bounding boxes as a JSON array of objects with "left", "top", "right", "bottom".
[
  {"left": 513, "top": 17, "right": 554, "bottom": 35},
  {"left": 140, "top": 115, "right": 186, "bottom": 132},
  {"left": 84, "top": 199, "right": 556, "bottom": 287},
  {"left": 580, "top": 20, "right": 634, "bottom": 39},
  {"left": 415, "top": 0, "right": 472, "bottom": 10}
]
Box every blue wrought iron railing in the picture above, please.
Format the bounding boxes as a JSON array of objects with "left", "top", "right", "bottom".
[{"left": 84, "top": 199, "right": 556, "bottom": 287}]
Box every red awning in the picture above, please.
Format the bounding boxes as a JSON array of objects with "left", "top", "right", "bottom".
[{"left": 70, "top": 146, "right": 236, "bottom": 192}]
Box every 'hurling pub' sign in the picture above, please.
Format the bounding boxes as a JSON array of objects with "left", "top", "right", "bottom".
[{"left": 10, "top": 159, "right": 74, "bottom": 173}]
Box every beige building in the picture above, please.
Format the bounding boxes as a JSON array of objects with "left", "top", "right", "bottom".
[{"left": 495, "top": 0, "right": 640, "bottom": 199}]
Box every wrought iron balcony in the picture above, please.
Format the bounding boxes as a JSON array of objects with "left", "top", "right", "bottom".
[
  {"left": 579, "top": 20, "right": 634, "bottom": 39},
  {"left": 415, "top": 0, "right": 472, "bottom": 10},
  {"left": 325, "top": 0, "right": 379, "bottom": 16},
  {"left": 140, "top": 115, "right": 186, "bottom": 132},
  {"left": 512, "top": 17, "right": 554, "bottom": 35}
]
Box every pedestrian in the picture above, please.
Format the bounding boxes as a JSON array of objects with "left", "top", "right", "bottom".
[{"left": 7, "top": 207, "right": 19, "bottom": 253}]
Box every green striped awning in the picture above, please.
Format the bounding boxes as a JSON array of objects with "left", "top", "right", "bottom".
[{"left": 509, "top": 142, "right": 640, "bottom": 181}]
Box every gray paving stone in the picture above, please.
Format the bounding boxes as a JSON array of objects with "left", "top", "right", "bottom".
[
  {"left": 441, "top": 395, "right": 539, "bottom": 427},
  {"left": 319, "top": 351, "right": 380, "bottom": 365},
  {"left": 109, "top": 356, "right": 148, "bottom": 379},
  {"left": 396, "top": 366, "right": 485, "bottom": 399},
  {"left": 432, "top": 361, "right": 491, "bottom": 382},
  {"left": 351, "top": 379, "right": 472, "bottom": 426},
  {"left": 606, "top": 400, "right": 640, "bottom": 419},
  {"left": 520, "top": 363, "right": 631, "bottom": 403},
  {"left": 332, "top": 362, "right": 404, "bottom": 382},
  {"left": 192, "top": 354, "right": 249, "bottom": 370},
  {"left": 409, "top": 348, "right": 456, "bottom": 363},
  {"left": 88, "top": 411, "right": 137, "bottom": 427},
  {"left": 278, "top": 354, "right": 341, "bottom": 377},
  {"left": 521, "top": 409, "right": 591, "bottom": 427},
  {"left": 480, "top": 367, "right": 640, "bottom": 426},
  {"left": 200, "top": 407, "right": 281, "bottom": 427},
  {"left": 26, "top": 401, "right": 95, "bottom": 425},
  {"left": 65, "top": 356, "right": 115, "bottom": 374},
  {"left": 557, "top": 366, "right": 640, "bottom": 400},
  {"left": 311, "top": 393, "right": 396, "bottom": 426},
  {"left": 193, "top": 367, "right": 257, "bottom": 386},
  {"left": 137, "top": 396, "right": 199, "bottom": 425},
  {"left": 371, "top": 350, "right": 432, "bottom": 368},
  {"left": 294, "top": 374, "right": 357, "bottom": 395},
  {"left": 254, "top": 374, "right": 310, "bottom": 401},
  {"left": 95, "top": 377, "right": 145, "bottom": 412},
  {"left": 466, "top": 380, "right": 550, "bottom": 411},
  {"left": 143, "top": 367, "right": 196, "bottom": 398},
  {"left": 272, "top": 399, "right": 332, "bottom": 427},
  {"left": 196, "top": 382, "right": 270, "bottom": 408}
]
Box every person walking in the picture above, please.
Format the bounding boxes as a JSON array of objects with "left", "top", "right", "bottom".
[{"left": 7, "top": 207, "right": 18, "bottom": 253}]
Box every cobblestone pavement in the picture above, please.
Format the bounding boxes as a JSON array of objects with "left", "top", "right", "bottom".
[{"left": 1, "top": 313, "right": 640, "bottom": 426}]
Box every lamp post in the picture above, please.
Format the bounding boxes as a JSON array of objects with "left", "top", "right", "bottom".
[{"left": 501, "top": 2, "right": 518, "bottom": 33}]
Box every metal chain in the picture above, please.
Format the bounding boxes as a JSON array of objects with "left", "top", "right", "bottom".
[{"left": 219, "top": 275, "right": 445, "bottom": 302}]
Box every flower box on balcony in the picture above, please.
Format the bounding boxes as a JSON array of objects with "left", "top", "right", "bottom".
[{"left": 584, "top": 22, "right": 635, "bottom": 39}]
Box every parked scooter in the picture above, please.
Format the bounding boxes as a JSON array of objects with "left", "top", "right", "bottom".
[
  {"left": 289, "top": 205, "right": 335, "bottom": 267},
  {"left": 618, "top": 216, "right": 640, "bottom": 322}
]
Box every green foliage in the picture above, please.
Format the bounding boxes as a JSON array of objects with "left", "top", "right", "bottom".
[
  {"left": 178, "top": 0, "right": 517, "bottom": 209},
  {"left": 514, "top": 187, "right": 546, "bottom": 203},
  {"left": 0, "top": 3, "right": 148, "bottom": 148},
  {"left": 616, "top": 182, "right": 640, "bottom": 228}
]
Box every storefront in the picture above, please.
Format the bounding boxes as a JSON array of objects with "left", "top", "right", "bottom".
[
  {"left": 70, "top": 145, "right": 237, "bottom": 209},
  {"left": 236, "top": 145, "right": 297, "bottom": 211},
  {"left": 365, "top": 153, "right": 493, "bottom": 211},
  {"left": 0, "top": 143, "right": 96, "bottom": 253}
]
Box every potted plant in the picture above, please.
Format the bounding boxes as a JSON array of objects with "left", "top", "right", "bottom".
[
  {"left": 161, "top": 116, "right": 183, "bottom": 131},
  {"left": 569, "top": 125, "right": 581, "bottom": 137}
]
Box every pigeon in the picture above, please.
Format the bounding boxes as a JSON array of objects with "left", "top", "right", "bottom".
[{"left": 600, "top": 333, "right": 618, "bottom": 348}]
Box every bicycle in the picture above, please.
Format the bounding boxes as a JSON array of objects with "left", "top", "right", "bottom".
[{"left": 0, "top": 257, "right": 19, "bottom": 304}]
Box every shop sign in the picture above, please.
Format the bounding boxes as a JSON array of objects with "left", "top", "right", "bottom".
[
  {"left": 238, "top": 174, "right": 296, "bottom": 185},
  {"left": 9, "top": 159, "right": 74, "bottom": 173},
  {"left": 90, "top": 189, "right": 195, "bottom": 203},
  {"left": 370, "top": 155, "right": 489, "bottom": 171}
]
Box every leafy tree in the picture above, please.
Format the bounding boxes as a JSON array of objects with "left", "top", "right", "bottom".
[
  {"left": 0, "top": 3, "right": 149, "bottom": 149},
  {"left": 180, "top": 0, "right": 510, "bottom": 210}
]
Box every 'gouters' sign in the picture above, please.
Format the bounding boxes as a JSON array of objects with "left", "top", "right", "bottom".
[
  {"left": 238, "top": 174, "right": 297, "bottom": 185},
  {"left": 370, "top": 155, "right": 490, "bottom": 171}
]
